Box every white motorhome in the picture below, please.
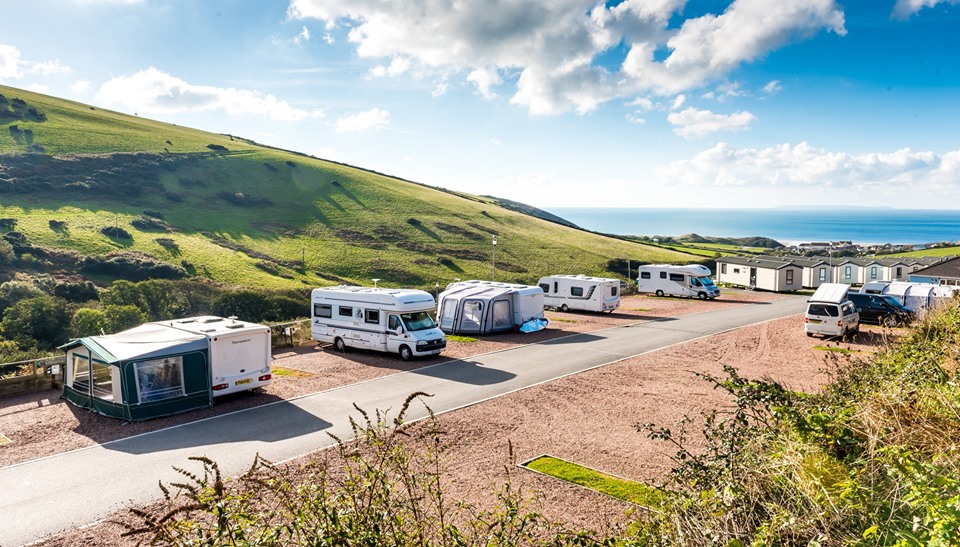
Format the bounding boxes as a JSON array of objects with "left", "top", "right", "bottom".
[
  {"left": 165, "top": 315, "right": 273, "bottom": 396},
  {"left": 537, "top": 275, "right": 620, "bottom": 313},
  {"left": 311, "top": 286, "right": 446, "bottom": 361},
  {"left": 637, "top": 264, "right": 720, "bottom": 299}
]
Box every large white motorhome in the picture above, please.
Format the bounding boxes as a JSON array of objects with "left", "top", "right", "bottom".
[
  {"left": 164, "top": 315, "right": 273, "bottom": 396},
  {"left": 311, "top": 286, "right": 446, "bottom": 361},
  {"left": 636, "top": 264, "right": 720, "bottom": 299},
  {"left": 537, "top": 275, "right": 620, "bottom": 313}
]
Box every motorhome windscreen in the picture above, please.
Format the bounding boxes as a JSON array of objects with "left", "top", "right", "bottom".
[
  {"left": 698, "top": 276, "right": 716, "bottom": 286},
  {"left": 400, "top": 311, "right": 437, "bottom": 331}
]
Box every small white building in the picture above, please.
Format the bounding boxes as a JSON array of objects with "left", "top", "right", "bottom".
[{"left": 716, "top": 257, "right": 802, "bottom": 292}]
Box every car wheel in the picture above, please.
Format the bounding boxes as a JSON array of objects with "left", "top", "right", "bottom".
[
  {"left": 882, "top": 315, "right": 899, "bottom": 328},
  {"left": 698, "top": 292, "right": 707, "bottom": 300},
  {"left": 655, "top": 290, "right": 664, "bottom": 297},
  {"left": 399, "top": 345, "right": 413, "bottom": 361},
  {"left": 806, "top": 332, "right": 814, "bottom": 337},
  {"left": 560, "top": 304, "right": 569, "bottom": 312},
  {"left": 334, "top": 337, "right": 346, "bottom": 352}
]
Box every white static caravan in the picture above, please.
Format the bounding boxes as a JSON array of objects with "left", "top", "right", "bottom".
[
  {"left": 537, "top": 275, "right": 620, "bottom": 313},
  {"left": 436, "top": 280, "right": 548, "bottom": 335},
  {"left": 311, "top": 286, "right": 446, "bottom": 361},
  {"left": 717, "top": 256, "right": 802, "bottom": 292},
  {"left": 166, "top": 316, "right": 273, "bottom": 397},
  {"left": 637, "top": 264, "right": 720, "bottom": 299}
]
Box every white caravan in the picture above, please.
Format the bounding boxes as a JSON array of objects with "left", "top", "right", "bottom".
[
  {"left": 311, "top": 285, "right": 446, "bottom": 361},
  {"left": 636, "top": 264, "right": 721, "bottom": 300},
  {"left": 164, "top": 315, "right": 273, "bottom": 396},
  {"left": 537, "top": 275, "right": 620, "bottom": 313}
]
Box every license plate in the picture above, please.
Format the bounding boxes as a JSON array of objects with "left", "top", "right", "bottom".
[
  {"left": 808, "top": 319, "right": 822, "bottom": 324},
  {"left": 236, "top": 378, "right": 251, "bottom": 385}
]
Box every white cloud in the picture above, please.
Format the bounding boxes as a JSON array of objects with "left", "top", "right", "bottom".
[
  {"left": 294, "top": 26, "right": 311, "bottom": 46},
  {"left": 657, "top": 142, "right": 959, "bottom": 192},
  {"left": 71, "top": 79, "right": 91, "bottom": 92},
  {"left": 314, "top": 146, "right": 338, "bottom": 159},
  {"left": 667, "top": 106, "right": 756, "bottom": 139},
  {"left": 626, "top": 111, "right": 646, "bottom": 124},
  {"left": 96, "top": 68, "right": 314, "bottom": 121},
  {"left": 763, "top": 80, "right": 783, "bottom": 94},
  {"left": 892, "top": 0, "right": 959, "bottom": 19},
  {"left": 25, "top": 83, "right": 50, "bottom": 94},
  {"left": 0, "top": 44, "right": 22, "bottom": 80},
  {"left": 431, "top": 80, "right": 448, "bottom": 97},
  {"left": 335, "top": 107, "right": 390, "bottom": 132},
  {"left": 289, "top": 0, "right": 846, "bottom": 116},
  {"left": 323, "top": 33, "right": 336, "bottom": 45},
  {"left": 671, "top": 94, "right": 686, "bottom": 110},
  {"left": 369, "top": 57, "right": 411, "bottom": 78},
  {"left": 29, "top": 59, "right": 72, "bottom": 76}
]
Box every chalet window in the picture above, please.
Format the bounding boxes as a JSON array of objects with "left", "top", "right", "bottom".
[
  {"left": 338, "top": 306, "right": 353, "bottom": 317},
  {"left": 845, "top": 266, "right": 851, "bottom": 279},
  {"left": 571, "top": 286, "right": 584, "bottom": 297},
  {"left": 819, "top": 268, "right": 826, "bottom": 282},
  {"left": 640, "top": 272, "right": 651, "bottom": 279},
  {"left": 896, "top": 267, "right": 902, "bottom": 277},
  {"left": 365, "top": 309, "right": 380, "bottom": 324},
  {"left": 870, "top": 266, "right": 878, "bottom": 280},
  {"left": 786, "top": 270, "right": 794, "bottom": 284},
  {"left": 721, "top": 263, "right": 727, "bottom": 274},
  {"left": 313, "top": 304, "right": 332, "bottom": 318},
  {"left": 733, "top": 268, "right": 740, "bottom": 274}
]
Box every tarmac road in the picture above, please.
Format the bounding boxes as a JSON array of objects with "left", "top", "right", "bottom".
[{"left": 0, "top": 295, "right": 805, "bottom": 546}]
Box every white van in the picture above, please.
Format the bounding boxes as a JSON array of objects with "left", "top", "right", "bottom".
[
  {"left": 311, "top": 286, "right": 446, "bottom": 360},
  {"left": 537, "top": 275, "right": 620, "bottom": 313},
  {"left": 804, "top": 283, "right": 859, "bottom": 338},
  {"left": 636, "top": 264, "right": 720, "bottom": 299}
]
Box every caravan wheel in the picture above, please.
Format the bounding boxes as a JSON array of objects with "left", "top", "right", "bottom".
[
  {"left": 399, "top": 345, "right": 413, "bottom": 361},
  {"left": 560, "top": 304, "right": 569, "bottom": 312},
  {"left": 334, "top": 337, "right": 346, "bottom": 353},
  {"left": 655, "top": 290, "right": 664, "bottom": 297}
]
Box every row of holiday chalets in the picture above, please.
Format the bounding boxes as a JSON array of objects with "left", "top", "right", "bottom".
[{"left": 716, "top": 255, "right": 960, "bottom": 292}]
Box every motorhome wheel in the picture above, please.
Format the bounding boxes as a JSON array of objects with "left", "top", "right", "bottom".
[
  {"left": 334, "top": 337, "right": 346, "bottom": 352},
  {"left": 698, "top": 292, "right": 707, "bottom": 300},
  {"left": 655, "top": 289, "right": 664, "bottom": 297},
  {"left": 560, "top": 304, "right": 569, "bottom": 312},
  {"left": 399, "top": 345, "right": 412, "bottom": 361}
]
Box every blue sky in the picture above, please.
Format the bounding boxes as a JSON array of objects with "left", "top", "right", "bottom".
[{"left": 2, "top": 0, "right": 959, "bottom": 209}]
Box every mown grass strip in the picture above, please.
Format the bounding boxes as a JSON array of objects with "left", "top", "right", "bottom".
[
  {"left": 522, "top": 455, "right": 664, "bottom": 507},
  {"left": 271, "top": 366, "right": 313, "bottom": 378},
  {"left": 445, "top": 335, "right": 478, "bottom": 343},
  {"left": 812, "top": 345, "right": 858, "bottom": 354}
]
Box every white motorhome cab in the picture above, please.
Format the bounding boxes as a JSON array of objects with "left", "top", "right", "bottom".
[
  {"left": 636, "top": 264, "right": 721, "bottom": 300},
  {"left": 166, "top": 315, "right": 273, "bottom": 396},
  {"left": 804, "top": 283, "right": 859, "bottom": 338},
  {"left": 537, "top": 275, "right": 620, "bottom": 313},
  {"left": 311, "top": 286, "right": 446, "bottom": 361}
]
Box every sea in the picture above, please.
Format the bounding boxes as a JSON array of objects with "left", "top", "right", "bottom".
[{"left": 547, "top": 208, "right": 960, "bottom": 246}]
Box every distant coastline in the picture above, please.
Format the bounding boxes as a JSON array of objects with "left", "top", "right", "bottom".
[{"left": 547, "top": 207, "right": 960, "bottom": 247}]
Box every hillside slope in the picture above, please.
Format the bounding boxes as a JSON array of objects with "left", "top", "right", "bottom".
[{"left": 0, "top": 85, "right": 697, "bottom": 290}]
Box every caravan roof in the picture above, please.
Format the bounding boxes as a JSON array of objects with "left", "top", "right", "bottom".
[{"left": 809, "top": 283, "right": 852, "bottom": 304}]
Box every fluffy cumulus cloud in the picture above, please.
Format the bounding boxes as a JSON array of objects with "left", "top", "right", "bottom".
[
  {"left": 656, "top": 142, "right": 960, "bottom": 192},
  {"left": 288, "top": 0, "right": 845, "bottom": 116},
  {"left": 0, "top": 44, "right": 73, "bottom": 81},
  {"left": 96, "top": 68, "right": 319, "bottom": 121},
  {"left": 335, "top": 108, "right": 390, "bottom": 132},
  {"left": 892, "top": 0, "right": 960, "bottom": 19},
  {"left": 667, "top": 107, "right": 756, "bottom": 139}
]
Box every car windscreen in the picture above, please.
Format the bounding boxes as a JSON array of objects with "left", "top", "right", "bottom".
[{"left": 400, "top": 311, "right": 437, "bottom": 331}]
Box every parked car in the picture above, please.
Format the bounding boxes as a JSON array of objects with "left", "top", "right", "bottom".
[
  {"left": 845, "top": 292, "right": 915, "bottom": 327},
  {"left": 805, "top": 283, "right": 860, "bottom": 338}
]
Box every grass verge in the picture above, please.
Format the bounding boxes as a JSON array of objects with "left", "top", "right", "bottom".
[{"left": 522, "top": 455, "right": 663, "bottom": 508}]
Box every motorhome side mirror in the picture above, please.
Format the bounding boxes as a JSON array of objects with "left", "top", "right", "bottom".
[{"left": 395, "top": 326, "right": 403, "bottom": 336}]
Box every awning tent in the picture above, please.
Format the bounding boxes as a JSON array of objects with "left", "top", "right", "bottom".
[
  {"left": 60, "top": 323, "right": 211, "bottom": 422},
  {"left": 436, "top": 280, "right": 547, "bottom": 335}
]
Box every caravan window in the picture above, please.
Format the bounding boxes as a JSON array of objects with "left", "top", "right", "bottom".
[
  {"left": 313, "top": 303, "right": 332, "bottom": 318},
  {"left": 571, "top": 286, "right": 584, "bottom": 297},
  {"left": 610, "top": 286, "right": 617, "bottom": 296},
  {"left": 365, "top": 309, "right": 380, "bottom": 324},
  {"left": 91, "top": 361, "right": 113, "bottom": 400},
  {"left": 660, "top": 272, "right": 667, "bottom": 279},
  {"left": 640, "top": 272, "right": 651, "bottom": 279},
  {"left": 338, "top": 306, "right": 353, "bottom": 317},
  {"left": 669, "top": 273, "right": 684, "bottom": 282},
  {"left": 135, "top": 356, "right": 184, "bottom": 403},
  {"left": 539, "top": 283, "right": 550, "bottom": 293},
  {"left": 71, "top": 354, "right": 90, "bottom": 393}
]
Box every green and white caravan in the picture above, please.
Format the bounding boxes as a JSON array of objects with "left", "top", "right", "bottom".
[{"left": 61, "top": 316, "right": 271, "bottom": 422}]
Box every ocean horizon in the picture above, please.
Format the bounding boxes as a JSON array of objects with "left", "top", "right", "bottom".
[{"left": 546, "top": 208, "right": 960, "bottom": 246}]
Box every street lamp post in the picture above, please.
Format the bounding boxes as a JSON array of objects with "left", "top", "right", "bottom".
[
  {"left": 371, "top": 278, "right": 380, "bottom": 288},
  {"left": 492, "top": 235, "right": 498, "bottom": 281}
]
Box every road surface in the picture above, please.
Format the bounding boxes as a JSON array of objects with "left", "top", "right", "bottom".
[{"left": 0, "top": 295, "right": 805, "bottom": 546}]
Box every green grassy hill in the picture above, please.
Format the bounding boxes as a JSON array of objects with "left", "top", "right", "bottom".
[{"left": 0, "top": 84, "right": 698, "bottom": 291}]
